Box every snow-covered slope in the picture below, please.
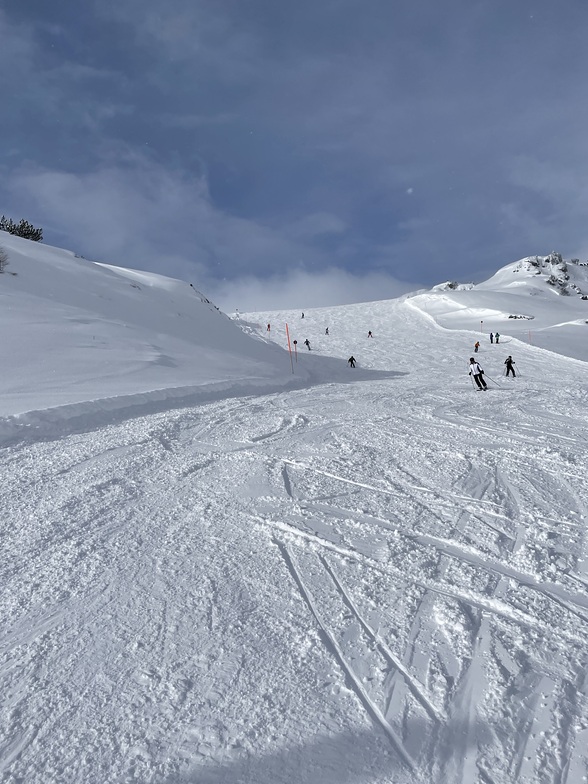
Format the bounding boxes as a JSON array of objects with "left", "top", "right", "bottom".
[
  {"left": 0, "top": 232, "right": 300, "bottom": 418},
  {"left": 409, "top": 253, "right": 588, "bottom": 361},
  {"left": 2, "top": 236, "right": 586, "bottom": 428},
  {"left": 2, "top": 238, "right": 588, "bottom": 784},
  {"left": 0, "top": 233, "right": 372, "bottom": 435}
]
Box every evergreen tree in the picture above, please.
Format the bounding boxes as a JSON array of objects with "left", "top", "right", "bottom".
[{"left": 0, "top": 215, "right": 43, "bottom": 242}]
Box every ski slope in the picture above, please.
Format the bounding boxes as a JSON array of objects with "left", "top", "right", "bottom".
[{"left": 1, "top": 235, "right": 588, "bottom": 783}]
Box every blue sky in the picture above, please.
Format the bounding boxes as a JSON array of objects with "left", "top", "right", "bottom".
[{"left": 2, "top": 0, "right": 588, "bottom": 310}]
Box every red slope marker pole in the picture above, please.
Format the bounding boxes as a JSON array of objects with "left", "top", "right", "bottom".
[{"left": 285, "top": 323, "right": 294, "bottom": 373}]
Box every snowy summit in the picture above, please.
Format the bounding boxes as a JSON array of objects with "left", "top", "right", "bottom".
[{"left": 1, "top": 234, "right": 588, "bottom": 783}]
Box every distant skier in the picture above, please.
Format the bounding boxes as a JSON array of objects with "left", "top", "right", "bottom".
[
  {"left": 325, "top": 327, "right": 329, "bottom": 335},
  {"left": 469, "top": 357, "right": 487, "bottom": 390},
  {"left": 267, "top": 323, "right": 271, "bottom": 332},
  {"left": 304, "top": 338, "right": 311, "bottom": 350},
  {"left": 495, "top": 332, "right": 500, "bottom": 344},
  {"left": 504, "top": 355, "right": 516, "bottom": 377},
  {"left": 490, "top": 332, "right": 494, "bottom": 344},
  {"left": 301, "top": 312, "right": 304, "bottom": 319},
  {"left": 368, "top": 330, "right": 373, "bottom": 338},
  {"left": 348, "top": 356, "right": 356, "bottom": 368},
  {"left": 474, "top": 341, "right": 480, "bottom": 353}
]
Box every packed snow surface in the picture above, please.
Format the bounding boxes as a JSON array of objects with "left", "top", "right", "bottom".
[{"left": 1, "top": 235, "right": 588, "bottom": 783}]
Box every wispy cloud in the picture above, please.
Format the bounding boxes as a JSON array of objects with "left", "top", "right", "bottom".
[
  {"left": 2, "top": 151, "right": 327, "bottom": 277},
  {"left": 4, "top": 149, "right": 417, "bottom": 309},
  {"left": 207, "top": 267, "right": 418, "bottom": 313}
]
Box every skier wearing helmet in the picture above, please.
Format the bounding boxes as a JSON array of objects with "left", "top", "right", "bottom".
[{"left": 468, "top": 357, "right": 487, "bottom": 390}]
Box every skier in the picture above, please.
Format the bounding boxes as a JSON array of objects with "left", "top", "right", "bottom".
[
  {"left": 495, "top": 332, "right": 500, "bottom": 344},
  {"left": 368, "top": 330, "right": 373, "bottom": 338},
  {"left": 267, "top": 323, "right": 271, "bottom": 332},
  {"left": 468, "top": 357, "right": 487, "bottom": 390},
  {"left": 301, "top": 312, "right": 304, "bottom": 319},
  {"left": 304, "top": 339, "right": 311, "bottom": 350},
  {"left": 490, "top": 332, "right": 494, "bottom": 344},
  {"left": 474, "top": 341, "right": 480, "bottom": 353},
  {"left": 504, "top": 355, "right": 516, "bottom": 377},
  {"left": 348, "top": 355, "right": 356, "bottom": 368},
  {"left": 325, "top": 327, "right": 329, "bottom": 335}
]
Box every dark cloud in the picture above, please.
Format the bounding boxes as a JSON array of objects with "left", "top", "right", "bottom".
[{"left": 2, "top": 0, "right": 588, "bottom": 309}]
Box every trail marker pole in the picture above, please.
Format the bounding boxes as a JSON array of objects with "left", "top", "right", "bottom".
[{"left": 286, "top": 324, "right": 294, "bottom": 373}]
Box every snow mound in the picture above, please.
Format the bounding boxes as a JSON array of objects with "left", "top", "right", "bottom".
[{"left": 0, "top": 232, "right": 303, "bottom": 418}]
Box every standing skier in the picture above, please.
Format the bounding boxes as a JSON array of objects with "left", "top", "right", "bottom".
[
  {"left": 495, "top": 332, "right": 500, "bottom": 344},
  {"left": 348, "top": 356, "right": 356, "bottom": 368},
  {"left": 468, "top": 357, "right": 487, "bottom": 390},
  {"left": 490, "top": 332, "right": 494, "bottom": 344},
  {"left": 504, "top": 356, "right": 516, "bottom": 377},
  {"left": 304, "top": 339, "right": 311, "bottom": 350},
  {"left": 267, "top": 323, "right": 271, "bottom": 333},
  {"left": 368, "top": 330, "right": 373, "bottom": 338},
  {"left": 474, "top": 341, "right": 480, "bottom": 353}
]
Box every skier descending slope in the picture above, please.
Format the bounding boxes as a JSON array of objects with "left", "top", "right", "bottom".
[
  {"left": 504, "top": 355, "right": 516, "bottom": 377},
  {"left": 468, "top": 357, "right": 487, "bottom": 390}
]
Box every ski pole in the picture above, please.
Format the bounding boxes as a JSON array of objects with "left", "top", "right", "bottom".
[
  {"left": 484, "top": 374, "right": 502, "bottom": 387},
  {"left": 466, "top": 364, "right": 476, "bottom": 389}
]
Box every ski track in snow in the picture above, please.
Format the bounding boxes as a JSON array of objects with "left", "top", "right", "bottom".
[{"left": 2, "top": 300, "right": 588, "bottom": 783}]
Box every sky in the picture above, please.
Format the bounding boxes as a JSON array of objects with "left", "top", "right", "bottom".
[{"left": 2, "top": 0, "right": 588, "bottom": 311}]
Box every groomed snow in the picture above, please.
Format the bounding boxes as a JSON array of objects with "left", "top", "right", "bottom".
[{"left": 1, "top": 235, "right": 588, "bottom": 783}]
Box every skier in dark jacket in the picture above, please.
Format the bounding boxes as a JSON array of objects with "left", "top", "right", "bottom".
[
  {"left": 348, "top": 356, "right": 356, "bottom": 368},
  {"left": 504, "top": 356, "right": 516, "bottom": 377},
  {"left": 304, "top": 339, "right": 311, "bottom": 350},
  {"left": 469, "top": 357, "right": 487, "bottom": 390}
]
